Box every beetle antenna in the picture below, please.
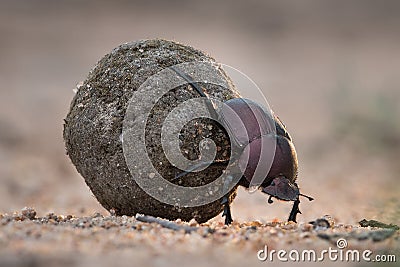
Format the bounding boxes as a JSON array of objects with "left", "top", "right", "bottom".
[
  {"left": 299, "top": 193, "right": 314, "bottom": 201},
  {"left": 171, "top": 66, "right": 246, "bottom": 150},
  {"left": 170, "top": 66, "right": 219, "bottom": 120},
  {"left": 170, "top": 65, "right": 207, "bottom": 97}
]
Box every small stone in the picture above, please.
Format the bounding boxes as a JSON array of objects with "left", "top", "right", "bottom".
[
  {"left": 247, "top": 221, "right": 262, "bottom": 227},
  {"left": 270, "top": 228, "right": 278, "bottom": 235},
  {"left": 309, "top": 218, "right": 331, "bottom": 230},
  {"left": 300, "top": 232, "right": 310, "bottom": 239},
  {"left": 92, "top": 212, "right": 103, "bottom": 218},
  {"left": 109, "top": 209, "right": 117, "bottom": 216},
  {"left": 322, "top": 215, "right": 335, "bottom": 228},
  {"left": 21, "top": 207, "right": 37, "bottom": 220},
  {"left": 188, "top": 218, "right": 198, "bottom": 227},
  {"left": 198, "top": 227, "right": 212, "bottom": 237},
  {"left": 301, "top": 223, "right": 314, "bottom": 232},
  {"left": 281, "top": 221, "right": 297, "bottom": 230}
]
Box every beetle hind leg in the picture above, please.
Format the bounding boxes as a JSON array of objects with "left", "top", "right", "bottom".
[
  {"left": 288, "top": 198, "right": 301, "bottom": 223},
  {"left": 221, "top": 195, "right": 233, "bottom": 225}
]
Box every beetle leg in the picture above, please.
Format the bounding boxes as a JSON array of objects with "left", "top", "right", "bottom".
[
  {"left": 173, "top": 159, "right": 230, "bottom": 181},
  {"left": 288, "top": 198, "right": 301, "bottom": 223},
  {"left": 170, "top": 65, "right": 207, "bottom": 97},
  {"left": 221, "top": 194, "right": 233, "bottom": 225},
  {"left": 170, "top": 66, "right": 219, "bottom": 120},
  {"left": 170, "top": 66, "right": 248, "bottom": 161},
  {"left": 173, "top": 161, "right": 214, "bottom": 181}
]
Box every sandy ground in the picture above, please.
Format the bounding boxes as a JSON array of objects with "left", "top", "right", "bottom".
[
  {"left": 0, "top": 210, "right": 399, "bottom": 267},
  {"left": 0, "top": 1, "right": 399, "bottom": 266}
]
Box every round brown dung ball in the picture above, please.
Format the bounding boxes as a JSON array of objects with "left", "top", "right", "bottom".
[{"left": 63, "top": 39, "right": 241, "bottom": 223}]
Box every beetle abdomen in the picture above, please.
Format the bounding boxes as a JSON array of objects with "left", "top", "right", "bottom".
[
  {"left": 267, "top": 135, "right": 298, "bottom": 184},
  {"left": 219, "top": 98, "right": 275, "bottom": 146},
  {"left": 238, "top": 134, "right": 298, "bottom": 187}
]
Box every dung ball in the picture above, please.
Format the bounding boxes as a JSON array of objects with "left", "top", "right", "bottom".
[{"left": 63, "top": 39, "right": 240, "bottom": 223}]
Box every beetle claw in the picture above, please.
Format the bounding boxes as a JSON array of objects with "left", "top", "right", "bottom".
[
  {"left": 288, "top": 199, "right": 301, "bottom": 223},
  {"left": 222, "top": 207, "right": 233, "bottom": 225},
  {"left": 221, "top": 195, "right": 233, "bottom": 225},
  {"left": 299, "top": 193, "right": 314, "bottom": 201}
]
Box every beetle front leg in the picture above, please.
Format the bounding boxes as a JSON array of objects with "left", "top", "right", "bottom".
[
  {"left": 288, "top": 198, "right": 301, "bottom": 223},
  {"left": 221, "top": 194, "right": 233, "bottom": 225}
]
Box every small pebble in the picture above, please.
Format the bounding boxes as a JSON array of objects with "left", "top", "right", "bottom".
[
  {"left": 301, "top": 223, "right": 314, "bottom": 232},
  {"left": 309, "top": 218, "right": 331, "bottom": 230},
  {"left": 91, "top": 212, "right": 102, "bottom": 218},
  {"left": 188, "top": 218, "right": 198, "bottom": 227},
  {"left": 21, "top": 207, "right": 37, "bottom": 220},
  {"left": 269, "top": 228, "right": 278, "bottom": 235}
]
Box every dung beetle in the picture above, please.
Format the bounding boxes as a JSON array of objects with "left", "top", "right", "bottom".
[{"left": 170, "top": 66, "right": 313, "bottom": 225}]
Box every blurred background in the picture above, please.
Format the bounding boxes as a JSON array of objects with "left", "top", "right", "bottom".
[{"left": 0, "top": 0, "right": 399, "bottom": 226}]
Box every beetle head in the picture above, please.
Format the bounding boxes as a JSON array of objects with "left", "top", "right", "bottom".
[
  {"left": 261, "top": 176, "right": 299, "bottom": 201},
  {"left": 262, "top": 176, "right": 314, "bottom": 204}
]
